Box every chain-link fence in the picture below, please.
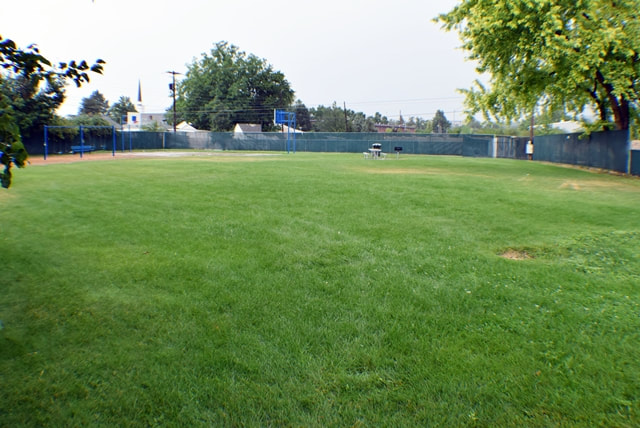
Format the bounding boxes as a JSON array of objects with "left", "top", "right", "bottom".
[
  {"left": 101, "top": 132, "right": 524, "bottom": 157},
  {"left": 533, "top": 130, "right": 630, "bottom": 173},
  {"left": 25, "top": 129, "right": 635, "bottom": 174}
]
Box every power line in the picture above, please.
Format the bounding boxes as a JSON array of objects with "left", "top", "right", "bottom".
[{"left": 347, "top": 96, "right": 464, "bottom": 106}]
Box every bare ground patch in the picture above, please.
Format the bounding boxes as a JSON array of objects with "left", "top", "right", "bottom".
[
  {"left": 27, "top": 151, "right": 281, "bottom": 166},
  {"left": 500, "top": 249, "right": 534, "bottom": 260},
  {"left": 357, "top": 167, "right": 494, "bottom": 179},
  {"left": 28, "top": 152, "right": 124, "bottom": 165},
  {"left": 558, "top": 178, "right": 639, "bottom": 192},
  {"left": 559, "top": 181, "right": 582, "bottom": 191}
]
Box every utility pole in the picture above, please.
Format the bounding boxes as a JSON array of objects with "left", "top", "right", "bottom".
[
  {"left": 530, "top": 112, "right": 535, "bottom": 142},
  {"left": 166, "top": 71, "right": 182, "bottom": 132},
  {"left": 343, "top": 101, "right": 349, "bottom": 132}
]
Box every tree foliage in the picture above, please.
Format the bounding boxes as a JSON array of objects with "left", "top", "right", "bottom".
[
  {"left": 0, "top": 93, "right": 27, "bottom": 188},
  {"left": 437, "top": 0, "right": 640, "bottom": 131},
  {"left": 310, "top": 102, "right": 376, "bottom": 132},
  {"left": 291, "top": 100, "right": 312, "bottom": 131},
  {"left": 373, "top": 112, "right": 389, "bottom": 125},
  {"left": 432, "top": 109, "right": 451, "bottom": 133},
  {"left": 310, "top": 103, "right": 347, "bottom": 132},
  {"left": 70, "top": 114, "right": 113, "bottom": 136},
  {"left": 108, "top": 96, "right": 137, "bottom": 123},
  {"left": 79, "top": 90, "right": 109, "bottom": 115},
  {"left": 349, "top": 110, "right": 376, "bottom": 132},
  {"left": 0, "top": 35, "right": 104, "bottom": 188},
  {"left": 175, "top": 42, "right": 294, "bottom": 131},
  {"left": 0, "top": 73, "right": 65, "bottom": 138},
  {"left": 1, "top": 37, "right": 104, "bottom": 89}
]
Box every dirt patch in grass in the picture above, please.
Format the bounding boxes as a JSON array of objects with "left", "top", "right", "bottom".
[
  {"left": 559, "top": 180, "right": 582, "bottom": 191},
  {"left": 500, "top": 249, "right": 533, "bottom": 260},
  {"left": 558, "top": 178, "right": 639, "bottom": 192},
  {"left": 358, "top": 167, "right": 494, "bottom": 179}
]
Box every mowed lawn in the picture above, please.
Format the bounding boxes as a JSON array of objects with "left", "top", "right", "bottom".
[{"left": 1, "top": 152, "right": 639, "bottom": 426}]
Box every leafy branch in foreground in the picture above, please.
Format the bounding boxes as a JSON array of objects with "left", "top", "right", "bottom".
[
  {"left": 0, "top": 37, "right": 105, "bottom": 88},
  {"left": 0, "top": 95, "right": 27, "bottom": 188},
  {"left": 0, "top": 35, "right": 105, "bottom": 188}
]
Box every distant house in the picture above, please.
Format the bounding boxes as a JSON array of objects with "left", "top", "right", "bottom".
[
  {"left": 175, "top": 121, "right": 199, "bottom": 132},
  {"left": 234, "top": 123, "right": 262, "bottom": 134},
  {"left": 374, "top": 123, "right": 417, "bottom": 134}
]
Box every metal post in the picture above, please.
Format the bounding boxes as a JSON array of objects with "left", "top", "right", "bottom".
[
  {"left": 79, "top": 125, "right": 84, "bottom": 159},
  {"left": 44, "top": 126, "right": 48, "bottom": 160},
  {"left": 292, "top": 114, "right": 297, "bottom": 154},
  {"left": 121, "top": 115, "right": 126, "bottom": 152},
  {"left": 343, "top": 101, "right": 348, "bottom": 132},
  {"left": 172, "top": 73, "right": 177, "bottom": 133},
  {"left": 112, "top": 126, "right": 116, "bottom": 157},
  {"left": 286, "top": 116, "right": 290, "bottom": 154}
]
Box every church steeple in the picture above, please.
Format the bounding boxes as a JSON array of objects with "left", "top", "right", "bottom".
[{"left": 136, "top": 79, "right": 144, "bottom": 113}]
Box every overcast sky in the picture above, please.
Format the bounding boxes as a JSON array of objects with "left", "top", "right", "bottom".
[{"left": 2, "top": 0, "right": 480, "bottom": 122}]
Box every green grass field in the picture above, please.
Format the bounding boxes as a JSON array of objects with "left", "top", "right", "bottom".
[{"left": 1, "top": 152, "right": 639, "bottom": 426}]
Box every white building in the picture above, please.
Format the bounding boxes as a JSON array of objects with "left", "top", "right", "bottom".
[
  {"left": 280, "top": 124, "right": 303, "bottom": 134},
  {"left": 122, "top": 80, "right": 170, "bottom": 131},
  {"left": 234, "top": 123, "right": 262, "bottom": 134},
  {"left": 124, "top": 112, "right": 169, "bottom": 131}
]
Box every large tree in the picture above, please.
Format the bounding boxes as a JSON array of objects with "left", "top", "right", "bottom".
[
  {"left": 175, "top": 41, "right": 294, "bottom": 131},
  {"left": 432, "top": 109, "right": 451, "bottom": 134},
  {"left": 79, "top": 90, "right": 109, "bottom": 115},
  {"left": 310, "top": 103, "right": 347, "bottom": 132},
  {"left": 437, "top": 0, "right": 640, "bottom": 131},
  {"left": 0, "top": 35, "right": 104, "bottom": 187},
  {"left": 309, "top": 103, "right": 376, "bottom": 132},
  {"left": 0, "top": 73, "right": 65, "bottom": 138}
]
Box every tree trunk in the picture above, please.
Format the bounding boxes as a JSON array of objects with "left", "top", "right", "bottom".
[{"left": 596, "top": 70, "right": 629, "bottom": 130}]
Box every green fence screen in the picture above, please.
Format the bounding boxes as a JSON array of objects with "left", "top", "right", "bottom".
[
  {"left": 533, "top": 130, "right": 629, "bottom": 173},
  {"left": 103, "top": 132, "right": 514, "bottom": 157},
  {"left": 631, "top": 150, "right": 640, "bottom": 176},
  {"left": 26, "top": 129, "right": 633, "bottom": 174}
]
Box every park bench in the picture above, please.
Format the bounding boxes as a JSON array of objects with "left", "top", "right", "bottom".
[{"left": 70, "top": 145, "right": 96, "bottom": 154}]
